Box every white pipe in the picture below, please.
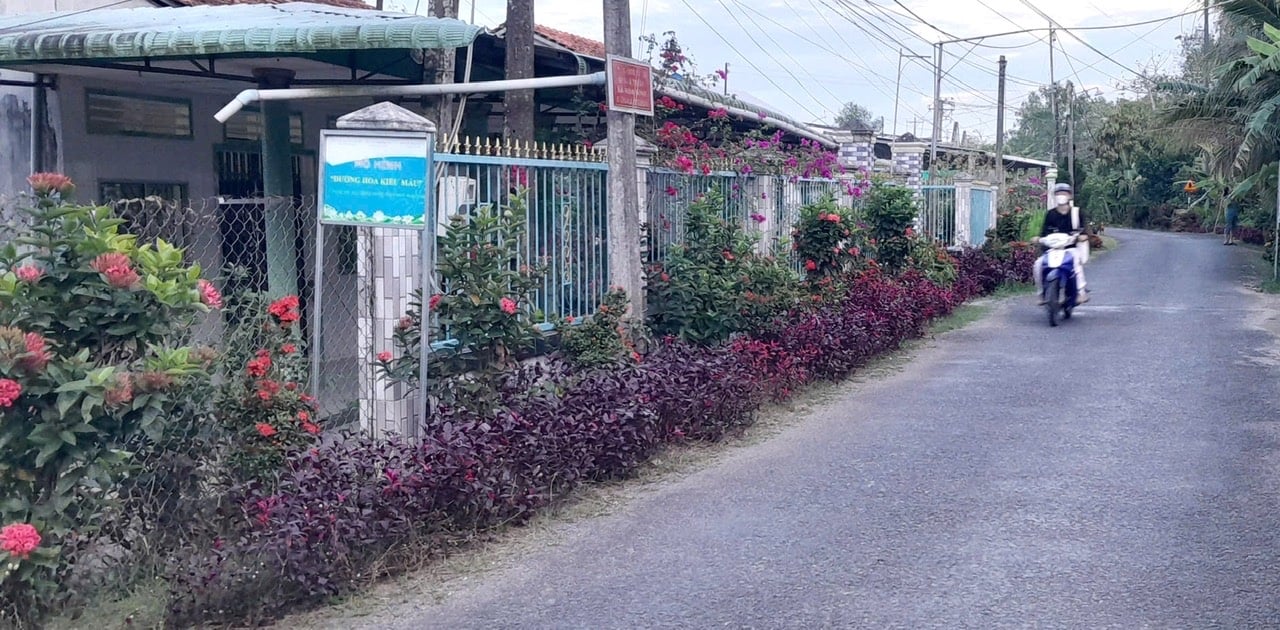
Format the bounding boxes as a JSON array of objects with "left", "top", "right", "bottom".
[
  {"left": 214, "top": 72, "right": 608, "bottom": 123},
  {"left": 656, "top": 85, "right": 838, "bottom": 149}
]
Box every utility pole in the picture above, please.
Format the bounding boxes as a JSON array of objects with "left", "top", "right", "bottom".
[
  {"left": 894, "top": 50, "right": 929, "bottom": 137},
  {"left": 603, "top": 0, "right": 643, "bottom": 316},
  {"left": 1049, "top": 27, "right": 1059, "bottom": 165},
  {"left": 423, "top": 0, "right": 460, "bottom": 147},
  {"left": 996, "top": 55, "right": 1007, "bottom": 200},
  {"left": 1204, "top": 0, "right": 1212, "bottom": 84},
  {"left": 504, "top": 0, "right": 536, "bottom": 142},
  {"left": 930, "top": 42, "right": 942, "bottom": 172},
  {"left": 1067, "top": 82, "right": 1075, "bottom": 189}
]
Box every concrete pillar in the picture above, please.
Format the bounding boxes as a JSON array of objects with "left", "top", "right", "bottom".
[
  {"left": 1045, "top": 167, "right": 1058, "bottom": 210},
  {"left": 255, "top": 68, "right": 299, "bottom": 298},
  {"left": 335, "top": 102, "right": 437, "bottom": 440},
  {"left": 891, "top": 141, "right": 928, "bottom": 196},
  {"left": 954, "top": 176, "right": 973, "bottom": 246},
  {"left": 833, "top": 128, "right": 876, "bottom": 174},
  {"left": 753, "top": 175, "right": 777, "bottom": 256}
]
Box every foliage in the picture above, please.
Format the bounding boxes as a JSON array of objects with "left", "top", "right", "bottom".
[
  {"left": 214, "top": 294, "right": 320, "bottom": 482},
  {"left": 0, "top": 175, "right": 215, "bottom": 625},
  {"left": 906, "top": 237, "right": 958, "bottom": 286},
  {"left": 791, "top": 195, "right": 866, "bottom": 281},
  {"left": 377, "top": 191, "right": 545, "bottom": 414},
  {"left": 863, "top": 184, "right": 919, "bottom": 273},
  {"left": 834, "top": 102, "right": 883, "bottom": 132},
  {"left": 647, "top": 189, "right": 797, "bottom": 345},
  {"left": 558, "top": 289, "right": 635, "bottom": 368}
]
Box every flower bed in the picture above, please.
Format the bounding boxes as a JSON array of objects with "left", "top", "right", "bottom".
[{"left": 162, "top": 250, "right": 1028, "bottom": 626}]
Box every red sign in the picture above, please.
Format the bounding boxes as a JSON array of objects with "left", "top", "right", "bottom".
[{"left": 607, "top": 55, "right": 654, "bottom": 116}]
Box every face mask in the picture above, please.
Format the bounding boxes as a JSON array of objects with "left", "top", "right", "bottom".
[{"left": 1054, "top": 194, "right": 1070, "bottom": 206}]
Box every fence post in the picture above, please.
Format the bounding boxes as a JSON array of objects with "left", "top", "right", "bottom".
[
  {"left": 754, "top": 175, "right": 776, "bottom": 256},
  {"left": 332, "top": 102, "right": 436, "bottom": 440},
  {"left": 834, "top": 127, "right": 876, "bottom": 174},
  {"left": 954, "top": 175, "right": 973, "bottom": 246},
  {"left": 635, "top": 136, "right": 656, "bottom": 227},
  {"left": 1045, "top": 166, "right": 1058, "bottom": 210},
  {"left": 891, "top": 141, "right": 928, "bottom": 196}
]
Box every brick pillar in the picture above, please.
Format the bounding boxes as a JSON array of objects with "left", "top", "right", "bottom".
[
  {"left": 892, "top": 141, "right": 928, "bottom": 196},
  {"left": 1045, "top": 167, "right": 1058, "bottom": 210},
  {"left": 954, "top": 176, "right": 973, "bottom": 246},
  {"left": 834, "top": 129, "right": 876, "bottom": 173}
]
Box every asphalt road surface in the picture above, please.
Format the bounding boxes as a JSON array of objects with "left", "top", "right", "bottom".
[{"left": 355, "top": 229, "right": 1280, "bottom": 629}]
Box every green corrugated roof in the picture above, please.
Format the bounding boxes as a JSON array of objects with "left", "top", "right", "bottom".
[{"left": 0, "top": 2, "right": 483, "bottom": 64}]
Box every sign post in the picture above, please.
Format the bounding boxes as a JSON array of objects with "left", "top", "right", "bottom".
[
  {"left": 314, "top": 105, "right": 435, "bottom": 439},
  {"left": 606, "top": 55, "right": 654, "bottom": 116}
]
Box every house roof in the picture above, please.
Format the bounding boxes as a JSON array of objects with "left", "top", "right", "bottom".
[
  {"left": 533, "top": 25, "right": 606, "bottom": 59},
  {"left": 0, "top": 2, "right": 483, "bottom": 65}
]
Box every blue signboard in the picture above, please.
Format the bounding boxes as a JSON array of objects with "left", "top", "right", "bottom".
[{"left": 320, "top": 133, "right": 428, "bottom": 228}]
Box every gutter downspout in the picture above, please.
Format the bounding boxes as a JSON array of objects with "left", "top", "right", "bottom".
[
  {"left": 215, "top": 72, "right": 607, "bottom": 123},
  {"left": 30, "top": 73, "right": 46, "bottom": 173},
  {"left": 655, "top": 84, "right": 838, "bottom": 149}
]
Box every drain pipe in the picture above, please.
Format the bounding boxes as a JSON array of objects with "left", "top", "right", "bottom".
[
  {"left": 655, "top": 84, "right": 838, "bottom": 149},
  {"left": 215, "top": 72, "right": 607, "bottom": 123}
]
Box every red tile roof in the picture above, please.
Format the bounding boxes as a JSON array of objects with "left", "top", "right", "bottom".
[
  {"left": 533, "top": 24, "right": 606, "bottom": 59},
  {"left": 159, "top": 0, "right": 372, "bottom": 8}
]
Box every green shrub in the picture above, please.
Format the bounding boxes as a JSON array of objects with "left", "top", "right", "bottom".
[
  {"left": 864, "top": 184, "right": 918, "bottom": 273},
  {"left": 0, "top": 174, "right": 216, "bottom": 625}
]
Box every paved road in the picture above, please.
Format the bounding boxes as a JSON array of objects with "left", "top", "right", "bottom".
[{"left": 360, "top": 230, "right": 1280, "bottom": 629}]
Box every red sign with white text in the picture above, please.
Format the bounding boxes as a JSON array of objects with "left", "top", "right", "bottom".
[{"left": 607, "top": 55, "right": 654, "bottom": 116}]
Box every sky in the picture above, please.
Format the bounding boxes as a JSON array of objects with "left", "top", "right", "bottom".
[{"left": 383, "top": 0, "right": 1206, "bottom": 152}]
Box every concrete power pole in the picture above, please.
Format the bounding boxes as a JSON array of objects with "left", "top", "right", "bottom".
[
  {"left": 930, "top": 42, "right": 942, "bottom": 173},
  {"left": 423, "top": 0, "right": 460, "bottom": 146},
  {"left": 996, "top": 55, "right": 1007, "bottom": 201},
  {"left": 1049, "top": 27, "right": 1059, "bottom": 165},
  {"left": 1067, "top": 82, "right": 1075, "bottom": 189},
  {"left": 894, "top": 49, "right": 929, "bottom": 137},
  {"left": 504, "top": 0, "right": 536, "bottom": 142},
  {"left": 603, "top": 0, "right": 643, "bottom": 317}
]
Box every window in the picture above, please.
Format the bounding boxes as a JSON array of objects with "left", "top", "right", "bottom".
[
  {"left": 99, "top": 181, "right": 188, "bottom": 204},
  {"left": 86, "top": 90, "right": 192, "bottom": 139},
  {"left": 223, "top": 109, "right": 305, "bottom": 145}
]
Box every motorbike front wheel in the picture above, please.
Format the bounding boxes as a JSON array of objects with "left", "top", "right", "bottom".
[{"left": 1045, "top": 276, "right": 1060, "bottom": 327}]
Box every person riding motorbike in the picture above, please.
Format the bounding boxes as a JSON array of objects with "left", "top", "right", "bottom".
[{"left": 1034, "top": 183, "right": 1091, "bottom": 305}]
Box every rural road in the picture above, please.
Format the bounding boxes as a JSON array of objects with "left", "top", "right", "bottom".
[{"left": 335, "top": 229, "right": 1280, "bottom": 628}]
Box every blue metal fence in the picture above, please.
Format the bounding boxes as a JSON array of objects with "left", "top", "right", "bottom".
[
  {"left": 969, "top": 186, "right": 994, "bottom": 246},
  {"left": 435, "top": 151, "right": 609, "bottom": 322}
]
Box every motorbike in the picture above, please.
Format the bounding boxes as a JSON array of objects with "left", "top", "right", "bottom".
[{"left": 1038, "top": 231, "right": 1081, "bottom": 327}]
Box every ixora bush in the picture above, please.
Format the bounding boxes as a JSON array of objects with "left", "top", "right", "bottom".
[
  {"left": 863, "top": 184, "right": 920, "bottom": 274},
  {"left": 792, "top": 195, "right": 866, "bottom": 281},
  {"left": 377, "top": 191, "right": 545, "bottom": 414},
  {"left": 215, "top": 293, "right": 321, "bottom": 482},
  {"left": 647, "top": 189, "right": 800, "bottom": 345},
  {"left": 0, "top": 175, "right": 219, "bottom": 625}
]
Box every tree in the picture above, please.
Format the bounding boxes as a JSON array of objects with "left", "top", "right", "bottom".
[{"left": 834, "top": 102, "right": 883, "bottom": 133}]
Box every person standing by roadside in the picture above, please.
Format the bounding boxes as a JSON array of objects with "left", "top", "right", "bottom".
[{"left": 1224, "top": 188, "right": 1240, "bottom": 246}]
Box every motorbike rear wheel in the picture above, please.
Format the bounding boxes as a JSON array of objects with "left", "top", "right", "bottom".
[{"left": 1046, "top": 276, "right": 1060, "bottom": 327}]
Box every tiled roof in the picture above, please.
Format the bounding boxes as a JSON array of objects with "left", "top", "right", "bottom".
[
  {"left": 533, "top": 24, "right": 606, "bottom": 59},
  {"left": 157, "top": 0, "right": 371, "bottom": 7}
]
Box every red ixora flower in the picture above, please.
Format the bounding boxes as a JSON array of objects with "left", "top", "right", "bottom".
[
  {"left": 255, "top": 422, "right": 277, "bottom": 438},
  {"left": 0, "top": 378, "right": 20, "bottom": 408},
  {"left": 197, "top": 279, "right": 223, "bottom": 309},
  {"left": 377, "top": 351, "right": 392, "bottom": 362},
  {"left": 21, "top": 332, "right": 51, "bottom": 373},
  {"left": 268, "top": 295, "right": 301, "bottom": 325},
  {"left": 280, "top": 343, "right": 297, "bottom": 355},
  {"left": 105, "top": 373, "right": 133, "bottom": 407},
  {"left": 825, "top": 213, "right": 842, "bottom": 223},
  {"left": 90, "top": 253, "right": 140, "bottom": 289},
  {"left": 302, "top": 421, "right": 321, "bottom": 435},
  {"left": 0, "top": 523, "right": 41, "bottom": 560},
  {"left": 805, "top": 260, "right": 818, "bottom": 271},
  {"left": 500, "top": 297, "right": 518, "bottom": 315},
  {"left": 14, "top": 265, "right": 42, "bottom": 284},
  {"left": 247, "top": 352, "right": 271, "bottom": 378},
  {"left": 428, "top": 294, "right": 442, "bottom": 311},
  {"left": 27, "top": 173, "right": 73, "bottom": 197}
]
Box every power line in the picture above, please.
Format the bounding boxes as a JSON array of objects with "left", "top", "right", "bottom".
[
  {"left": 711, "top": 0, "right": 843, "bottom": 118},
  {"left": 676, "top": 0, "right": 828, "bottom": 121},
  {"left": 730, "top": 0, "right": 931, "bottom": 121}
]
